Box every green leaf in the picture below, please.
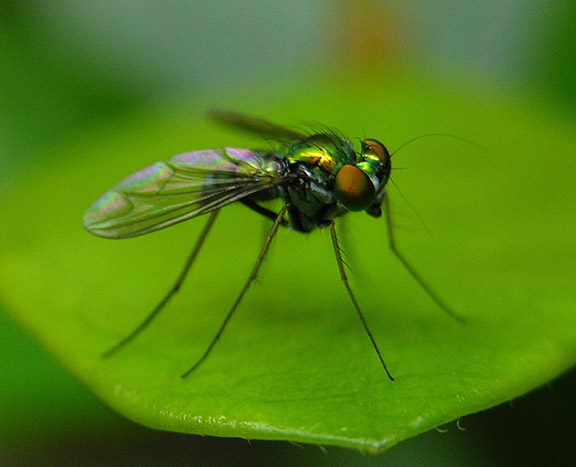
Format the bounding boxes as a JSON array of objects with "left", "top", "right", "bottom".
[{"left": 1, "top": 71, "right": 575, "bottom": 452}]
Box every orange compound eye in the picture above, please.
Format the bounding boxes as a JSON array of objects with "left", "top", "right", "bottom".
[
  {"left": 362, "top": 139, "right": 390, "bottom": 163},
  {"left": 335, "top": 165, "right": 376, "bottom": 212}
]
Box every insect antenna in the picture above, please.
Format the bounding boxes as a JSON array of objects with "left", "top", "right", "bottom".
[
  {"left": 382, "top": 194, "right": 467, "bottom": 324},
  {"left": 390, "top": 133, "right": 485, "bottom": 158},
  {"left": 102, "top": 210, "right": 220, "bottom": 359},
  {"left": 181, "top": 205, "right": 288, "bottom": 378},
  {"left": 329, "top": 221, "right": 394, "bottom": 381}
]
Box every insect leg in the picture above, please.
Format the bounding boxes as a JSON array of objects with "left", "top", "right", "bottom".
[
  {"left": 181, "top": 205, "right": 288, "bottom": 378},
  {"left": 102, "top": 210, "right": 220, "bottom": 359},
  {"left": 240, "top": 199, "right": 289, "bottom": 225},
  {"left": 329, "top": 221, "right": 394, "bottom": 381},
  {"left": 382, "top": 193, "right": 466, "bottom": 323}
]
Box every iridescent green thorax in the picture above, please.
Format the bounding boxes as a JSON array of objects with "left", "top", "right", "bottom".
[{"left": 282, "top": 134, "right": 355, "bottom": 174}]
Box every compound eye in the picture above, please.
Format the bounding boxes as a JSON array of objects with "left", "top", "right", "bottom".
[
  {"left": 362, "top": 139, "right": 390, "bottom": 163},
  {"left": 335, "top": 165, "right": 376, "bottom": 211}
]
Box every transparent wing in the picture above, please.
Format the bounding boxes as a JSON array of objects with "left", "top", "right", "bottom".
[
  {"left": 208, "top": 109, "right": 307, "bottom": 142},
  {"left": 83, "top": 148, "right": 283, "bottom": 238}
]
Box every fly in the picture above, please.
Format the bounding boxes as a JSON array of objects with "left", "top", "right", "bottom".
[{"left": 83, "top": 110, "right": 465, "bottom": 381}]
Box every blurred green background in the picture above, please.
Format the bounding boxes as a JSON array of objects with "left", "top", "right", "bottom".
[{"left": 1, "top": 1, "right": 575, "bottom": 465}]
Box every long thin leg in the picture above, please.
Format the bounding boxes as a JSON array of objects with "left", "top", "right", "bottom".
[
  {"left": 382, "top": 194, "right": 466, "bottom": 323},
  {"left": 240, "top": 199, "right": 289, "bottom": 225},
  {"left": 329, "top": 221, "right": 394, "bottom": 382},
  {"left": 336, "top": 217, "right": 367, "bottom": 281},
  {"left": 181, "top": 205, "right": 288, "bottom": 378},
  {"left": 102, "top": 210, "right": 220, "bottom": 359}
]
